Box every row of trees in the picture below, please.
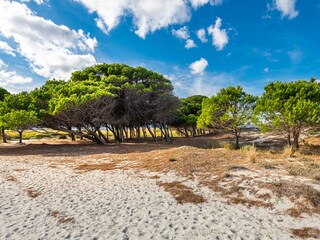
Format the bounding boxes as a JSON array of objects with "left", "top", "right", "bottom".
[
  {"left": 197, "top": 79, "right": 320, "bottom": 149},
  {"left": 0, "top": 63, "right": 319, "bottom": 149},
  {"left": 0, "top": 64, "right": 179, "bottom": 144}
]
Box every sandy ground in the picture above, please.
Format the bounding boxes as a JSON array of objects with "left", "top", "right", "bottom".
[{"left": 1, "top": 138, "right": 320, "bottom": 239}]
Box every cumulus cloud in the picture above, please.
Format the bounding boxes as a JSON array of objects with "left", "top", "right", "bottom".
[
  {"left": 207, "top": 17, "right": 229, "bottom": 51},
  {"left": 0, "top": 0, "right": 97, "bottom": 80},
  {"left": 190, "top": 0, "right": 223, "bottom": 9},
  {"left": 274, "top": 0, "right": 299, "bottom": 19},
  {"left": 0, "top": 40, "right": 16, "bottom": 56},
  {"left": 185, "top": 39, "right": 197, "bottom": 49},
  {"left": 196, "top": 28, "right": 208, "bottom": 43},
  {"left": 76, "top": 0, "right": 191, "bottom": 39},
  {"left": 172, "top": 26, "right": 190, "bottom": 40},
  {"left": 263, "top": 67, "right": 270, "bottom": 73},
  {"left": 0, "top": 59, "right": 32, "bottom": 89},
  {"left": 189, "top": 58, "right": 208, "bottom": 75}
]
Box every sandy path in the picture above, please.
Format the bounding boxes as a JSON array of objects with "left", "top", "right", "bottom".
[{"left": 1, "top": 156, "right": 319, "bottom": 239}]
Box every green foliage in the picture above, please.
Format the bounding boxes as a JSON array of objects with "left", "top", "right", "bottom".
[
  {"left": 254, "top": 79, "right": 320, "bottom": 148},
  {"left": 175, "top": 95, "right": 207, "bottom": 127},
  {"left": 197, "top": 86, "right": 257, "bottom": 148},
  {"left": 3, "top": 92, "right": 32, "bottom": 112},
  {"left": 0, "top": 87, "right": 10, "bottom": 101},
  {"left": 4, "top": 110, "right": 38, "bottom": 132}
]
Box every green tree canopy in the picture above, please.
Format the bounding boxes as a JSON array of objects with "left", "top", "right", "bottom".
[
  {"left": 0, "top": 87, "right": 10, "bottom": 101},
  {"left": 254, "top": 79, "right": 320, "bottom": 149},
  {"left": 172, "top": 95, "right": 207, "bottom": 137},
  {"left": 44, "top": 63, "right": 178, "bottom": 144},
  {"left": 198, "top": 86, "right": 257, "bottom": 148},
  {"left": 4, "top": 110, "right": 38, "bottom": 143}
]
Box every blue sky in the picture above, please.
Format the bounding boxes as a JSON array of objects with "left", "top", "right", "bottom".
[{"left": 0, "top": 0, "right": 319, "bottom": 97}]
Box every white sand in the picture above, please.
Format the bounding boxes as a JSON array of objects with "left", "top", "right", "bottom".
[{"left": 1, "top": 155, "right": 319, "bottom": 239}]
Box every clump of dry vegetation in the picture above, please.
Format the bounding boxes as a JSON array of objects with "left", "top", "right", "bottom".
[
  {"left": 262, "top": 181, "right": 320, "bottom": 217},
  {"left": 242, "top": 145, "right": 257, "bottom": 163},
  {"left": 49, "top": 209, "right": 75, "bottom": 225},
  {"left": 283, "top": 145, "right": 294, "bottom": 157},
  {"left": 6, "top": 175, "right": 17, "bottom": 182},
  {"left": 157, "top": 181, "right": 206, "bottom": 204},
  {"left": 286, "top": 156, "right": 320, "bottom": 182},
  {"left": 74, "top": 163, "right": 118, "bottom": 172},
  {"left": 291, "top": 227, "right": 320, "bottom": 239},
  {"left": 25, "top": 187, "right": 41, "bottom": 198}
]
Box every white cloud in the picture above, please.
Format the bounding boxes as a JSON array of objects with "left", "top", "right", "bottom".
[
  {"left": 274, "top": 0, "right": 299, "bottom": 19},
  {"left": 0, "top": 40, "right": 16, "bottom": 56},
  {"left": 172, "top": 26, "right": 190, "bottom": 40},
  {"left": 189, "top": 58, "right": 208, "bottom": 75},
  {"left": 190, "top": 0, "right": 223, "bottom": 9},
  {"left": 76, "top": 0, "right": 191, "bottom": 39},
  {"left": 263, "top": 67, "right": 270, "bottom": 73},
  {"left": 0, "top": 0, "right": 97, "bottom": 80},
  {"left": 185, "top": 39, "right": 197, "bottom": 49},
  {"left": 196, "top": 28, "right": 208, "bottom": 43},
  {"left": 21, "top": 0, "right": 46, "bottom": 5},
  {"left": 288, "top": 48, "right": 303, "bottom": 64},
  {"left": 207, "top": 17, "right": 229, "bottom": 51},
  {"left": 0, "top": 59, "right": 32, "bottom": 89}
]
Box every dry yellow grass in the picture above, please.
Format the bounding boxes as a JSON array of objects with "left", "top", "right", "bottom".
[
  {"left": 283, "top": 145, "right": 294, "bottom": 157},
  {"left": 74, "top": 163, "right": 118, "bottom": 172},
  {"left": 242, "top": 145, "right": 257, "bottom": 163}
]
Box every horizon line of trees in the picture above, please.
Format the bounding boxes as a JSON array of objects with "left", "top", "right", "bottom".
[{"left": 0, "top": 63, "right": 319, "bottom": 149}]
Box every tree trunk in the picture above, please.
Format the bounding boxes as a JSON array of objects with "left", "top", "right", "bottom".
[
  {"left": 137, "top": 126, "right": 141, "bottom": 142},
  {"left": 147, "top": 125, "right": 158, "bottom": 142},
  {"left": 1, "top": 127, "right": 7, "bottom": 143},
  {"left": 184, "top": 127, "right": 189, "bottom": 137},
  {"left": 293, "top": 132, "right": 300, "bottom": 149},
  {"left": 97, "top": 129, "right": 109, "bottom": 143},
  {"left": 19, "top": 131, "right": 23, "bottom": 143},
  {"left": 287, "top": 132, "right": 291, "bottom": 146},
  {"left": 234, "top": 129, "right": 240, "bottom": 149},
  {"left": 68, "top": 126, "right": 75, "bottom": 141},
  {"left": 235, "top": 135, "right": 239, "bottom": 149}
]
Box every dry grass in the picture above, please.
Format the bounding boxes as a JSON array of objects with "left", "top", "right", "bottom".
[
  {"left": 6, "top": 175, "right": 17, "bottom": 182},
  {"left": 157, "top": 181, "right": 206, "bottom": 204},
  {"left": 263, "top": 181, "right": 320, "bottom": 217},
  {"left": 221, "top": 142, "right": 233, "bottom": 150},
  {"left": 286, "top": 156, "right": 320, "bottom": 182},
  {"left": 227, "top": 197, "right": 273, "bottom": 209},
  {"left": 283, "top": 145, "right": 294, "bottom": 157},
  {"left": 49, "top": 209, "right": 75, "bottom": 225},
  {"left": 25, "top": 188, "right": 41, "bottom": 198},
  {"left": 13, "top": 168, "right": 27, "bottom": 172},
  {"left": 291, "top": 227, "right": 320, "bottom": 239},
  {"left": 74, "top": 163, "right": 117, "bottom": 172},
  {"left": 245, "top": 145, "right": 257, "bottom": 163}
]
